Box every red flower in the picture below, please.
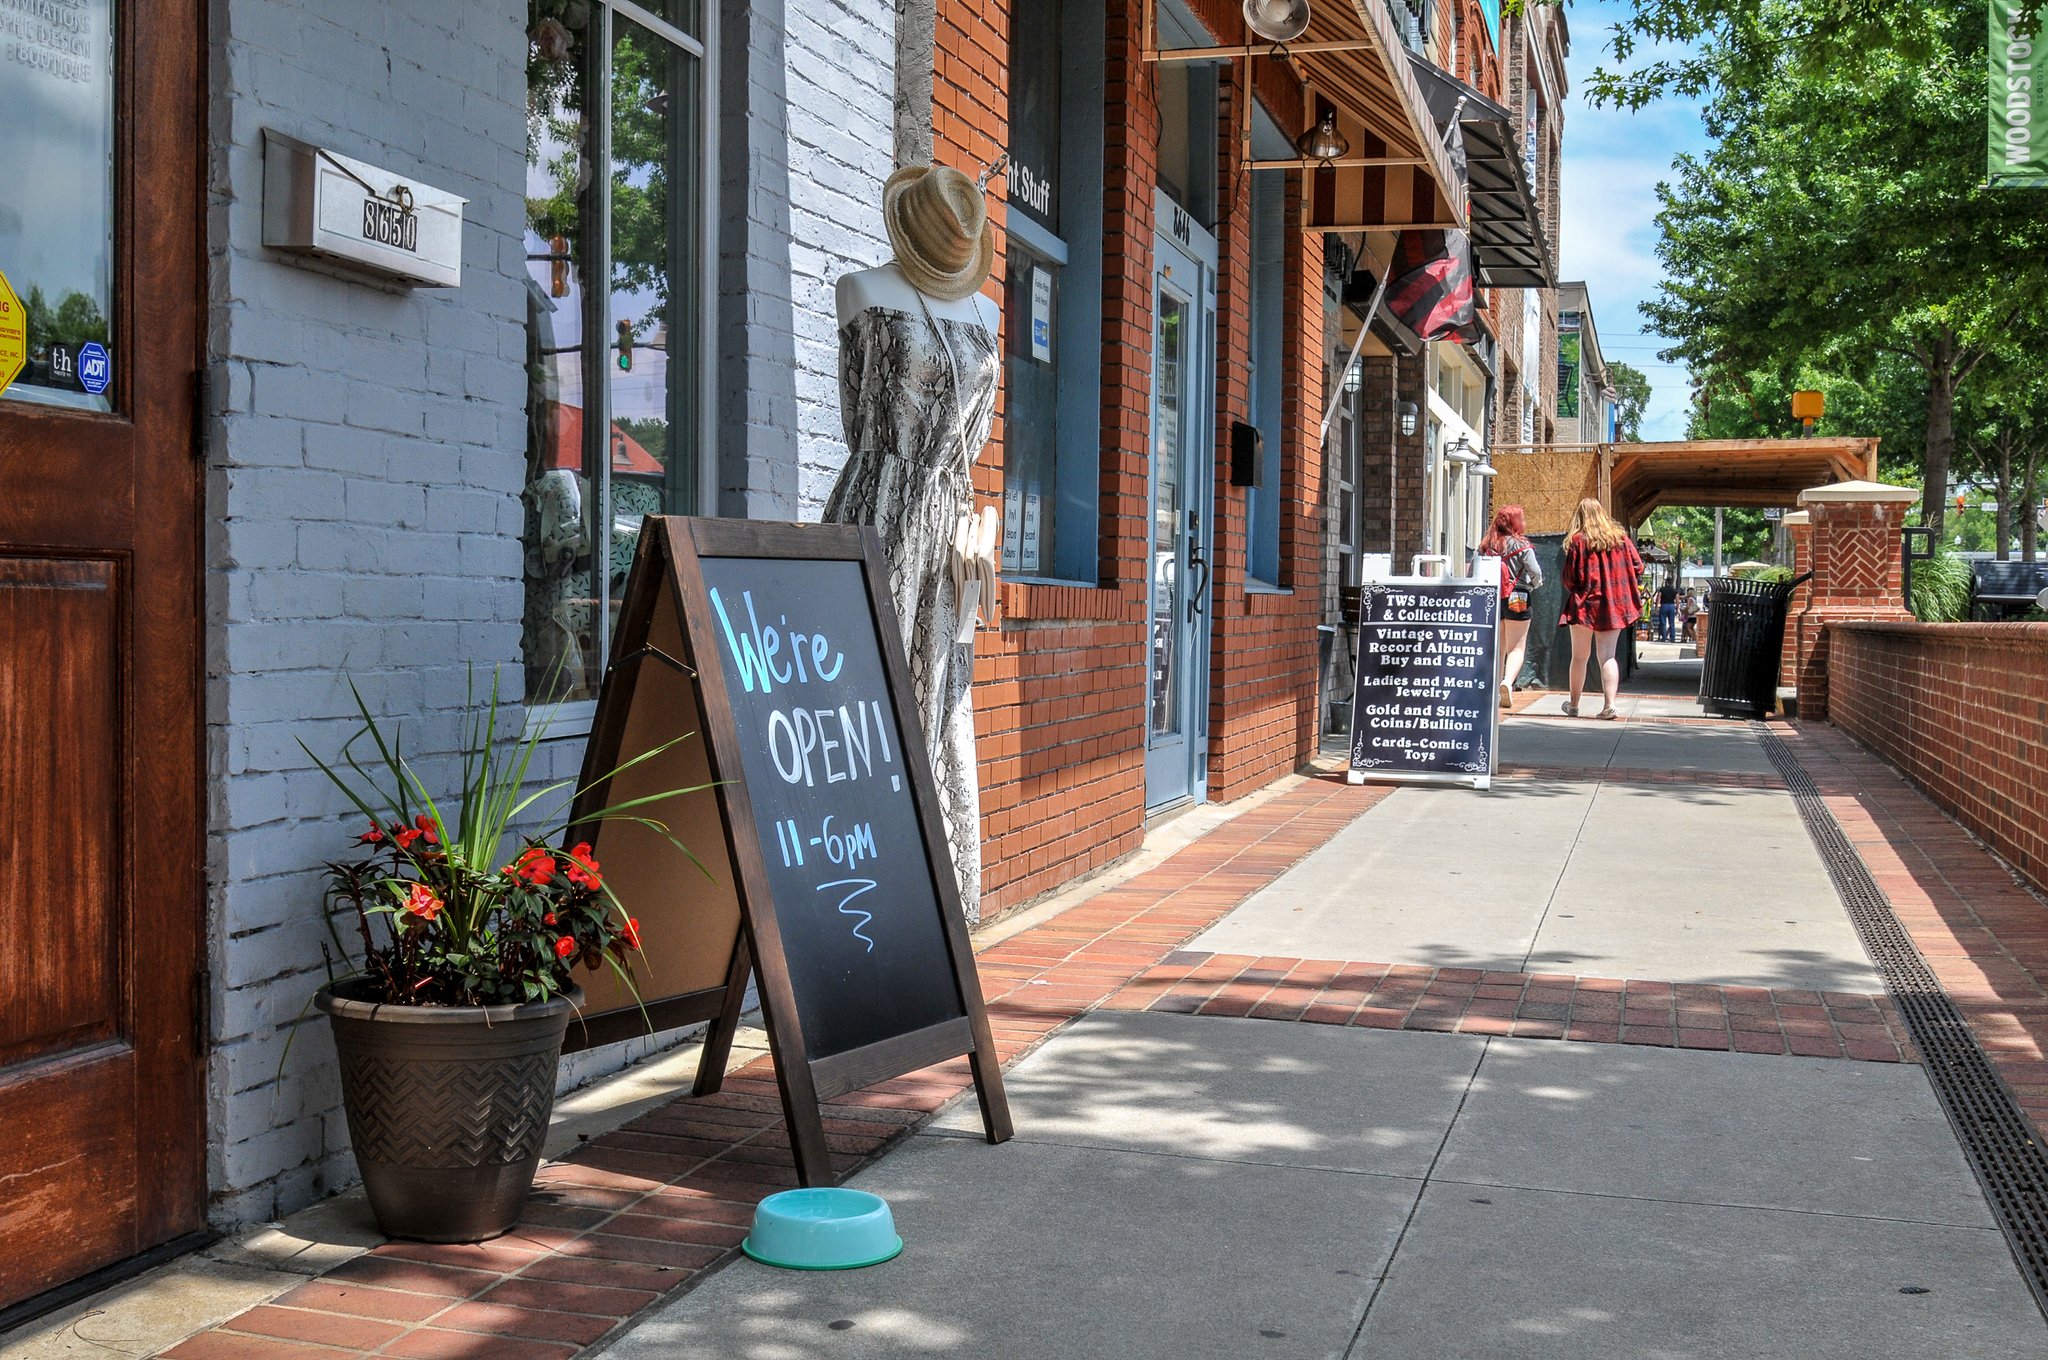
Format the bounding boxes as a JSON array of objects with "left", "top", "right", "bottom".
[
  {"left": 513, "top": 848, "right": 556, "bottom": 885},
  {"left": 413, "top": 814, "right": 439, "bottom": 846},
  {"left": 402, "top": 883, "right": 443, "bottom": 922},
  {"left": 356, "top": 824, "right": 385, "bottom": 845},
  {"left": 542, "top": 913, "right": 557, "bottom": 926},
  {"left": 554, "top": 935, "right": 577, "bottom": 959},
  {"left": 620, "top": 917, "right": 642, "bottom": 950},
  {"left": 564, "top": 842, "right": 603, "bottom": 890},
  {"left": 391, "top": 823, "right": 423, "bottom": 851}
]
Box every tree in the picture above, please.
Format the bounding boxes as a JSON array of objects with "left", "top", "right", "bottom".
[
  {"left": 1954, "top": 356, "right": 2048, "bottom": 559},
  {"left": 1640, "top": 4, "right": 2048, "bottom": 538},
  {"left": 1639, "top": 504, "right": 1773, "bottom": 566},
  {"left": 1608, "top": 361, "right": 1653, "bottom": 442}
]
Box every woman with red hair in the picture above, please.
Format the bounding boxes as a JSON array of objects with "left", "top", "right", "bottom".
[{"left": 1479, "top": 504, "right": 1543, "bottom": 709}]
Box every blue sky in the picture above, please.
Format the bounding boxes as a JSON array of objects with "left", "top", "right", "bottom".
[{"left": 1556, "top": 1, "right": 1712, "bottom": 440}]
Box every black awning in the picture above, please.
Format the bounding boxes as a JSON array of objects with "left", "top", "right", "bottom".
[{"left": 1403, "top": 53, "right": 1555, "bottom": 290}]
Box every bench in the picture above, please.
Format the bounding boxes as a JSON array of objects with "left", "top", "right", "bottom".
[{"left": 1969, "top": 560, "right": 2048, "bottom": 620}]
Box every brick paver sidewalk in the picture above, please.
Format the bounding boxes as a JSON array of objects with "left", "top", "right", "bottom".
[
  {"left": 156, "top": 720, "right": 2048, "bottom": 1358},
  {"left": 1105, "top": 953, "right": 1914, "bottom": 1060},
  {"left": 162, "top": 777, "right": 1388, "bottom": 1359},
  {"left": 1777, "top": 721, "right": 2048, "bottom": 1131}
]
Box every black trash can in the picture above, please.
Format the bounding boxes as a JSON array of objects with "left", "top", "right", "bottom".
[{"left": 1698, "top": 573, "right": 1810, "bottom": 718}]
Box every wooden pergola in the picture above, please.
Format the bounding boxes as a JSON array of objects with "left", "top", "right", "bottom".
[
  {"left": 1601, "top": 438, "right": 1880, "bottom": 526},
  {"left": 1490, "top": 438, "right": 1882, "bottom": 533}
]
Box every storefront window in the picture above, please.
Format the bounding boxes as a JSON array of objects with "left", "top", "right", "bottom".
[
  {"left": 522, "top": 1, "right": 706, "bottom": 707},
  {"left": 1245, "top": 169, "right": 1285, "bottom": 585},
  {"left": 1001, "top": 0, "right": 1104, "bottom": 584},
  {"left": 0, "top": 0, "right": 116, "bottom": 412}
]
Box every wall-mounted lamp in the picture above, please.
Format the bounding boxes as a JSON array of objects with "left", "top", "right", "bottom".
[
  {"left": 1443, "top": 435, "right": 1478, "bottom": 465},
  {"left": 1396, "top": 400, "right": 1419, "bottom": 439},
  {"left": 1243, "top": 0, "right": 1311, "bottom": 44},
  {"left": 1294, "top": 108, "right": 1350, "bottom": 167},
  {"left": 1342, "top": 359, "right": 1363, "bottom": 395}
]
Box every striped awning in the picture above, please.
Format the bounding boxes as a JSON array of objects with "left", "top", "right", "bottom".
[
  {"left": 1292, "top": 3, "right": 1466, "bottom": 232},
  {"left": 1145, "top": 1, "right": 1465, "bottom": 233}
]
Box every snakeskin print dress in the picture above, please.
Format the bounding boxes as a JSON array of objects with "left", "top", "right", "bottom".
[{"left": 825, "top": 306, "right": 998, "bottom": 923}]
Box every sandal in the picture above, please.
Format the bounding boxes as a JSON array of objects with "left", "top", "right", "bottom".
[{"left": 1596, "top": 707, "right": 1620, "bottom": 721}]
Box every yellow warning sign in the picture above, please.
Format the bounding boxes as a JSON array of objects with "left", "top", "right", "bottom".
[{"left": 0, "top": 268, "right": 25, "bottom": 398}]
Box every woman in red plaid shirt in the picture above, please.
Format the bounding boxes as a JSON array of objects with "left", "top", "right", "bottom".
[{"left": 1559, "top": 497, "right": 1645, "bottom": 720}]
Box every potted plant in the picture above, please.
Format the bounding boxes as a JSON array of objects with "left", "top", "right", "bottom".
[{"left": 305, "top": 675, "right": 689, "bottom": 1243}]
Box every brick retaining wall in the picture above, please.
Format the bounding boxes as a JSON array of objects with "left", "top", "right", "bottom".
[{"left": 1827, "top": 622, "right": 2048, "bottom": 895}]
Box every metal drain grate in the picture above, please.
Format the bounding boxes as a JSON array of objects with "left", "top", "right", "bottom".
[{"left": 1755, "top": 723, "right": 2048, "bottom": 1320}]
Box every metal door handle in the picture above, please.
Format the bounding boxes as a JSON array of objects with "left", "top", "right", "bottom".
[{"left": 1188, "top": 551, "right": 1209, "bottom": 619}]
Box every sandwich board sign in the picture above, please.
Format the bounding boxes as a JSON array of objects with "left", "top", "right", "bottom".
[
  {"left": 568, "top": 516, "right": 1011, "bottom": 1184},
  {"left": 1345, "top": 555, "right": 1501, "bottom": 790}
]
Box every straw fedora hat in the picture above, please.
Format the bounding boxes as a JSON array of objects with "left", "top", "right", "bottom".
[{"left": 882, "top": 163, "right": 995, "bottom": 302}]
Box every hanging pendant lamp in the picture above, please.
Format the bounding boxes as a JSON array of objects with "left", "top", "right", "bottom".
[
  {"left": 1295, "top": 108, "right": 1350, "bottom": 166},
  {"left": 1243, "top": 0, "right": 1311, "bottom": 45}
]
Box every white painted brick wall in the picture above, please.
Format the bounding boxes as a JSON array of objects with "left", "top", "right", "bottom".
[
  {"left": 205, "top": 0, "right": 899, "bottom": 1230},
  {"left": 717, "top": 0, "right": 895, "bottom": 520},
  {"left": 205, "top": 0, "right": 533, "bottom": 1227},
  {"left": 784, "top": 0, "right": 896, "bottom": 518}
]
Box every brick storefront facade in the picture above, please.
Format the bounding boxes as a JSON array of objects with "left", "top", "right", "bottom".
[{"left": 931, "top": 0, "right": 1351, "bottom": 913}]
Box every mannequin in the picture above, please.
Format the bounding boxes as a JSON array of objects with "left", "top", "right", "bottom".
[
  {"left": 825, "top": 162, "right": 1002, "bottom": 922},
  {"left": 836, "top": 261, "right": 999, "bottom": 334}
]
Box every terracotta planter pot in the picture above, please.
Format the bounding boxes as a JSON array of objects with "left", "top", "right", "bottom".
[{"left": 316, "top": 979, "right": 580, "bottom": 1243}]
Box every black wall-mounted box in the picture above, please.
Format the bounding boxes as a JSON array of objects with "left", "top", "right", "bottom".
[{"left": 1230, "top": 421, "right": 1262, "bottom": 488}]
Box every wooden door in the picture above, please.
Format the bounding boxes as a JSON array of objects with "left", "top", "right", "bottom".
[{"left": 0, "top": 1, "right": 206, "bottom": 1314}]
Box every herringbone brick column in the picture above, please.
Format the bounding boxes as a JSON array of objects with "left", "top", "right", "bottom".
[
  {"left": 1778, "top": 510, "right": 1810, "bottom": 692},
  {"left": 1792, "top": 482, "right": 1919, "bottom": 720}
]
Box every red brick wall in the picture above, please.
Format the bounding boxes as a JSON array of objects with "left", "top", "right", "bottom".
[
  {"left": 1792, "top": 495, "right": 1914, "bottom": 719},
  {"left": 933, "top": 0, "right": 1341, "bottom": 914},
  {"left": 1828, "top": 622, "right": 2048, "bottom": 895},
  {"left": 931, "top": 0, "right": 1147, "bottom": 918}
]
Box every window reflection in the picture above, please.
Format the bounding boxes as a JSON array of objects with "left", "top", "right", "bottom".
[
  {"left": 523, "top": 8, "right": 598, "bottom": 703},
  {"left": 521, "top": 3, "right": 701, "bottom": 708},
  {"left": 0, "top": 0, "right": 116, "bottom": 411},
  {"left": 604, "top": 16, "right": 698, "bottom": 629}
]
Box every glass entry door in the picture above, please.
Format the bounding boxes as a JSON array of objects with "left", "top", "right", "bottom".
[{"left": 1146, "top": 200, "right": 1216, "bottom": 810}]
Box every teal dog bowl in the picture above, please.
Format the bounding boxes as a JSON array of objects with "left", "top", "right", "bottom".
[{"left": 742, "top": 1188, "right": 904, "bottom": 1270}]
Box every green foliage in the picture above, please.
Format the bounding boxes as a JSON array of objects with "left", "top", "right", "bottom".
[
  {"left": 1576, "top": 0, "right": 1969, "bottom": 112},
  {"left": 1908, "top": 548, "right": 1974, "bottom": 622},
  {"left": 24, "top": 285, "right": 109, "bottom": 353},
  {"left": 1608, "top": 361, "right": 1654, "bottom": 441},
  {"left": 523, "top": 5, "right": 683, "bottom": 359},
  {"left": 1609, "top": 0, "right": 2048, "bottom": 537},
  {"left": 1639, "top": 504, "right": 1774, "bottom": 565},
  {"left": 301, "top": 670, "right": 704, "bottom": 1008}
]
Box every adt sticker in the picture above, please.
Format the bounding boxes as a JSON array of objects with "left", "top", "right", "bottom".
[{"left": 77, "top": 342, "right": 110, "bottom": 396}]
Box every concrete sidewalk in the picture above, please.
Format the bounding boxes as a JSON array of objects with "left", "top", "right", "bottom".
[
  {"left": 61, "top": 703, "right": 2048, "bottom": 1359},
  {"left": 598, "top": 712, "right": 2048, "bottom": 1359}
]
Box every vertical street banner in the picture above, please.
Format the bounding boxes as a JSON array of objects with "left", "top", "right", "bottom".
[{"left": 1990, "top": 0, "right": 2048, "bottom": 186}]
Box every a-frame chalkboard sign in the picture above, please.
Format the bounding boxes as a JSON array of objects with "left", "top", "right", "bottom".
[{"left": 565, "top": 516, "right": 1011, "bottom": 1185}]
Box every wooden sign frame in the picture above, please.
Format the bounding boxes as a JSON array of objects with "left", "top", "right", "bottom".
[
  {"left": 1344, "top": 558, "right": 1502, "bottom": 791},
  {"left": 568, "top": 516, "right": 1011, "bottom": 1185}
]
